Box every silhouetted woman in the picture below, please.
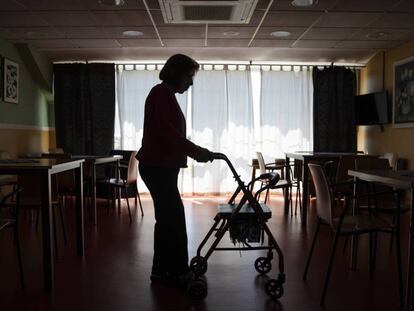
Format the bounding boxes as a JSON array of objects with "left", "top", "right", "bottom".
[{"left": 137, "top": 54, "right": 212, "bottom": 284}]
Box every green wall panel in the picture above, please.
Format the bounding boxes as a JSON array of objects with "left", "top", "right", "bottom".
[{"left": 0, "top": 39, "right": 53, "bottom": 127}]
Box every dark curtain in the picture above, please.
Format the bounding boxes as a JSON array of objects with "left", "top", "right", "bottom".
[
  {"left": 54, "top": 63, "right": 115, "bottom": 155},
  {"left": 313, "top": 66, "right": 357, "bottom": 152}
]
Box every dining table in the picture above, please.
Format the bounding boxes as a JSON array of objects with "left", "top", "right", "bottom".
[
  {"left": 348, "top": 169, "right": 414, "bottom": 311},
  {"left": 0, "top": 158, "right": 85, "bottom": 291}
]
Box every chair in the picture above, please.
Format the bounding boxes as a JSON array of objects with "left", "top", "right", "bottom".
[
  {"left": 0, "top": 187, "right": 24, "bottom": 288},
  {"left": 17, "top": 173, "right": 67, "bottom": 258},
  {"left": 303, "top": 163, "right": 403, "bottom": 306},
  {"left": 256, "top": 152, "right": 292, "bottom": 205},
  {"left": 0, "top": 150, "right": 17, "bottom": 188},
  {"left": 379, "top": 152, "right": 398, "bottom": 170},
  {"left": 330, "top": 155, "right": 357, "bottom": 206},
  {"left": 98, "top": 151, "right": 143, "bottom": 223}
]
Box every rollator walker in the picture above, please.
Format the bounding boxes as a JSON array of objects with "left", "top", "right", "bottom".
[{"left": 187, "top": 153, "right": 286, "bottom": 300}]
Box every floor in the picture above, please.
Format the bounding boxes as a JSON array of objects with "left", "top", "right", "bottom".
[{"left": 0, "top": 194, "right": 409, "bottom": 311}]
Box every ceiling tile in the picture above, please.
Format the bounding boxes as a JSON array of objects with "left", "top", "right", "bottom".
[
  {"left": 2, "top": 27, "right": 64, "bottom": 40},
  {"left": 255, "top": 27, "right": 306, "bottom": 39},
  {"left": 315, "top": 12, "right": 383, "bottom": 27},
  {"left": 258, "top": 11, "right": 323, "bottom": 27},
  {"left": 250, "top": 39, "right": 295, "bottom": 47},
  {"left": 28, "top": 39, "right": 76, "bottom": 48},
  {"left": 391, "top": 0, "right": 414, "bottom": 12},
  {"left": 0, "top": 1, "right": 27, "bottom": 10},
  {"left": 293, "top": 40, "right": 338, "bottom": 48},
  {"left": 208, "top": 27, "right": 255, "bottom": 39},
  {"left": 331, "top": 0, "right": 401, "bottom": 12},
  {"left": 350, "top": 28, "right": 411, "bottom": 41},
  {"left": 267, "top": 0, "right": 336, "bottom": 11},
  {"left": 57, "top": 27, "right": 108, "bottom": 38},
  {"left": 70, "top": 38, "right": 121, "bottom": 48},
  {"left": 302, "top": 27, "right": 358, "bottom": 40},
  {"left": 92, "top": 10, "right": 153, "bottom": 26},
  {"left": 105, "top": 27, "right": 157, "bottom": 38},
  {"left": 17, "top": 0, "right": 87, "bottom": 10},
  {"left": 207, "top": 39, "right": 250, "bottom": 47},
  {"left": 36, "top": 11, "right": 99, "bottom": 26},
  {"left": 0, "top": 12, "right": 49, "bottom": 26},
  {"left": 159, "top": 26, "right": 205, "bottom": 39},
  {"left": 117, "top": 38, "right": 162, "bottom": 47},
  {"left": 369, "top": 13, "right": 414, "bottom": 28},
  {"left": 334, "top": 40, "right": 400, "bottom": 49},
  {"left": 164, "top": 39, "right": 205, "bottom": 47},
  {"left": 83, "top": 0, "right": 160, "bottom": 10}
]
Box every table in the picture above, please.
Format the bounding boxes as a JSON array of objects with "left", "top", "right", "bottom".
[
  {"left": 348, "top": 169, "right": 414, "bottom": 311},
  {"left": 0, "top": 158, "right": 84, "bottom": 291},
  {"left": 72, "top": 155, "right": 122, "bottom": 225},
  {"left": 285, "top": 152, "right": 375, "bottom": 227}
]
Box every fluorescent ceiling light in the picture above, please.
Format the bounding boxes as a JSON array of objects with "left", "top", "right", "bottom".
[
  {"left": 223, "top": 31, "right": 239, "bottom": 36},
  {"left": 98, "top": 0, "right": 125, "bottom": 6},
  {"left": 291, "top": 0, "right": 316, "bottom": 7},
  {"left": 270, "top": 31, "right": 291, "bottom": 38},
  {"left": 122, "top": 30, "right": 144, "bottom": 37}
]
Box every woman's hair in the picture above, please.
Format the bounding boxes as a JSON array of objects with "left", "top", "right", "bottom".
[{"left": 159, "top": 54, "right": 200, "bottom": 86}]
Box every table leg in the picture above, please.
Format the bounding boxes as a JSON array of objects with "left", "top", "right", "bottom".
[
  {"left": 75, "top": 164, "right": 84, "bottom": 257},
  {"left": 406, "top": 188, "right": 414, "bottom": 310},
  {"left": 91, "top": 164, "right": 97, "bottom": 225},
  {"left": 40, "top": 171, "right": 54, "bottom": 291},
  {"left": 284, "top": 155, "right": 290, "bottom": 214},
  {"left": 350, "top": 176, "right": 358, "bottom": 270},
  {"left": 301, "top": 159, "right": 308, "bottom": 227},
  {"left": 250, "top": 161, "right": 256, "bottom": 192}
]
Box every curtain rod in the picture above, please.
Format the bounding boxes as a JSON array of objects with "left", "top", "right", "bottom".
[{"left": 115, "top": 63, "right": 364, "bottom": 69}]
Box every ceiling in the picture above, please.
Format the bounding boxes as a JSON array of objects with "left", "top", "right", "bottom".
[{"left": 1, "top": 0, "right": 414, "bottom": 64}]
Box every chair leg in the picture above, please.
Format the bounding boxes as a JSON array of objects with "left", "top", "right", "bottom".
[
  {"left": 264, "top": 187, "right": 269, "bottom": 204},
  {"left": 136, "top": 185, "right": 144, "bottom": 217},
  {"left": 52, "top": 204, "right": 59, "bottom": 260},
  {"left": 320, "top": 231, "right": 341, "bottom": 306},
  {"left": 369, "top": 232, "right": 375, "bottom": 280},
  {"left": 58, "top": 197, "right": 67, "bottom": 245},
  {"left": 117, "top": 188, "right": 121, "bottom": 213},
  {"left": 303, "top": 219, "right": 321, "bottom": 280},
  {"left": 14, "top": 223, "right": 24, "bottom": 288},
  {"left": 124, "top": 187, "right": 132, "bottom": 223},
  {"left": 395, "top": 219, "right": 404, "bottom": 306}
]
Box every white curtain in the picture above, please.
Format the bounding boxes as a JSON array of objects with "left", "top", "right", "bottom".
[
  {"left": 115, "top": 66, "right": 313, "bottom": 195},
  {"left": 189, "top": 69, "right": 254, "bottom": 194},
  {"left": 259, "top": 69, "right": 313, "bottom": 164}
]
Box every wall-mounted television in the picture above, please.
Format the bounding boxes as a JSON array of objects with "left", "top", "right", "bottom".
[{"left": 355, "top": 91, "right": 390, "bottom": 125}]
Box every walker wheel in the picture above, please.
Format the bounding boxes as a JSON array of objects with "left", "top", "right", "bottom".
[
  {"left": 265, "top": 279, "right": 284, "bottom": 299},
  {"left": 254, "top": 257, "right": 272, "bottom": 275},
  {"left": 187, "top": 278, "right": 208, "bottom": 300},
  {"left": 190, "top": 256, "right": 208, "bottom": 275}
]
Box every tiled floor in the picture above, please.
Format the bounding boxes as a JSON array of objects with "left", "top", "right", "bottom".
[{"left": 0, "top": 194, "right": 408, "bottom": 311}]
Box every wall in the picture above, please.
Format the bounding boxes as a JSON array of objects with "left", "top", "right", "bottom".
[
  {"left": 358, "top": 39, "right": 414, "bottom": 169},
  {"left": 0, "top": 39, "right": 54, "bottom": 157}
]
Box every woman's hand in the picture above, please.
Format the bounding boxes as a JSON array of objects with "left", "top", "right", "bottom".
[{"left": 195, "top": 147, "right": 213, "bottom": 163}]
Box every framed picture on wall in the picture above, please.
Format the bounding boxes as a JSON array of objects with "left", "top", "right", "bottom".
[
  {"left": 3, "top": 57, "right": 19, "bottom": 104},
  {"left": 393, "top": 55, "right": 414, "bottom": 127}
]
